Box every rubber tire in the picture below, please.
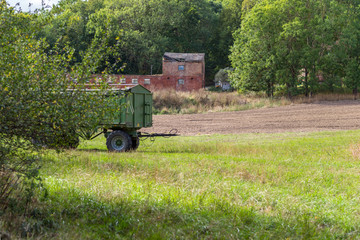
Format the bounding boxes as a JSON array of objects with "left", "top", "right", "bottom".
[
  {"left": 131, "top": 137, "right": 140, "bottom": 151},
  {"left": 106, "top": 130, "right": 132, "bottom": 152}
]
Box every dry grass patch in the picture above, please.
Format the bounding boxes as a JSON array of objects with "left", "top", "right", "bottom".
[
  {"left": 153, "top": 89, "right": 249, "bottom": 114},
  {"left": 153, "top": 90, "right": 358, "bottom": 115},
  {"left": 350, "top": 143, "right": 360, "bottom": 160},
  {"left": 293, "top": 93, "right": 357, "bottom": 103}
]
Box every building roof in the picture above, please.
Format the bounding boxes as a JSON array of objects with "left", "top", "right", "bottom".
[{"left": 163, "top": 52, "right": 205, "bottom": 62}]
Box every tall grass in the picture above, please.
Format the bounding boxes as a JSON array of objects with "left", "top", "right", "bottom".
[
  {"left": 153, "top": 89, "right": 292, "bottom": 114},
  {"left": 152, "top": 90, "right": 358, "bottom": 114},
  {"left": 292, "top": 93, "right": 358, "bottom": 104},
  {"left": 3, "top": 130, "right": 360, "bottom": 239}
]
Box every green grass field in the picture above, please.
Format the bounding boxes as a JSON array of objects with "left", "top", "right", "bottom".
[{"left": 17, "top": 130, "right": 360, "bottom": 239}]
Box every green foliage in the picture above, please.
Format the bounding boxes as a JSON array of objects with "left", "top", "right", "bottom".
[
  {"left": 214, "top": 67, "right": 233, "bottom": 84},
  {"left": 38, "top": 0, "right": 226, "bottom": 83},
  {"left": 0, "top": 137, "right": 43, "bottom": 215},
  {"left": 209, "top": 0, "right": 243, "bottom": 77},
  {"left": 230, "top": 0, "right": 360, "bottom": 98},
  {"left": 0, "top": 0, "right": 121, "bottom": 214},
  {"left": 335, "top": 1, "right": 360, "bottom": 98}
]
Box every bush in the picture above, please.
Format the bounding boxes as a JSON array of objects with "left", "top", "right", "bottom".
[
  {"left": 0, "top": 1, "right": 120, "bottom": 222},
  {"left": 0, "top": 138, "right": 42, "bottom": 212},
  {"left": 214, "top": 67, "right": 233, "bottom": 85}
]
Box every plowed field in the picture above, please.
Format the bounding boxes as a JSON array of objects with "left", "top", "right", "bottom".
[{"left": 144, "top": 100, "right": 360, "bottom": 135}]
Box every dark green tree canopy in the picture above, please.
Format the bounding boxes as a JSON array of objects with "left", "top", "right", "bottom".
[
  {"left": 230, "top": 0, "right": 358, "bottom": 97},
  {"left": 39, "top": 0, "right": 236, "bottom": 83}
]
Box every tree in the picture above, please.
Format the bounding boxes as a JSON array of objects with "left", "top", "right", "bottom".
[
  {"left": 230, "top": 0, "right": 282, "bottom": 97},
  {"left": 230, "top": 0, "right": 341, "bottom": 97},
  {"left": 214, "top": 67, "right": 233, "bottom": 84},
  {"left": 39, "top": 0, "right": 106, "bottom": 63},
  {"left": 210, "top": 0, "right": 243, "bottom": 77},
  {"left": 0, "top": 1, "right": 119, "bottom": 212},
  {"left": 39, "top": 0, "right": 226, "bottom": 84},
  {"left": 335, "top": 0, "right": 360, "bottom": 99}
]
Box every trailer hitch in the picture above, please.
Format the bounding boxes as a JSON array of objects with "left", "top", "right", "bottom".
[
  {"left": 89, "top": 129, "right": 107, "bottom": 140},
  {"left": 138, "top": 129, "right": 179, "bottom": 139}
]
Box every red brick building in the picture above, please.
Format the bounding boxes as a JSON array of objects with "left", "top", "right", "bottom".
[{"left": 92, "top": 53, "right": 205, "bottom": 91}]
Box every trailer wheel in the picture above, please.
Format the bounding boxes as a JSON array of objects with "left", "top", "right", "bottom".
[
  {"left": 106, "top": 130, "right": 132, "bottom": 152},
  {"left": 131, "top": 137, "right": 140, "bottom": 151}
]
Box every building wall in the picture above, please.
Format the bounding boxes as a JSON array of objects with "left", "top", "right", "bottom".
[
  {"left": 163, "top": 61, "right": 204, "bottom": 76},
  {"left": 162, "top": 61, "right": 205, "bottom": 89},
  {"left": 89, "top": 55, "right": 205, "bottom": 91},
  {"left": 91, "top": 74, "right": 204, "bottom": 91}
]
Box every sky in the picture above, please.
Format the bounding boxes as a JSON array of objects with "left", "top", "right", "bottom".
[{"left": 6, "top": 0, "right": 60, "bottom": 11}]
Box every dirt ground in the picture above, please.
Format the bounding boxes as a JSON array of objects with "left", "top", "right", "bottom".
[{"left": 144, "top": 100, "right": 360, "bottom": 136}]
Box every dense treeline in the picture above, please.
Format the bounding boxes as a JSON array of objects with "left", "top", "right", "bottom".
[
  {"left": 36, "top": 0, "right": 243, "bottom": 84},
  {"left": 35, "top": 0, "right": 360, "bottom": 97},
  {"left": 230, "top": 0, "right": 360, "bottom": 98},
  {"left": 8, "top": 0, "right": 360, "bottom": 94}
]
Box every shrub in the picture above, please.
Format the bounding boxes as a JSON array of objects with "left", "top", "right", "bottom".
[{"left": 0, "top": 1, "right": 120, "bottom": 219}]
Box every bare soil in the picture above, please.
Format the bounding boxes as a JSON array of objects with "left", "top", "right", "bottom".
[{"left": 144, "top": 100, "right": 360, "bottom": 136}]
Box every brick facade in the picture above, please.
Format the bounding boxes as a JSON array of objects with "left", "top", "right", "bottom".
[{"left": 90, "top": 53, "right": 205, "bottom": 91}]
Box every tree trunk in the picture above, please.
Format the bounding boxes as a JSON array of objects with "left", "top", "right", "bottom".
[
  {"left": 287, "top": 83, "right": 292, "bottom": 99},
  {"left": 304, "top": 68, "right": 309, "bottom": 97},
  {"left": 288, "top": 67, "right": 297, "bottom": 99},
  {"left": 267, "top": 80, "right": 274, "bottom": 98},
  {"left": 353, "top": 87, "right": 358, "bottom": 100}
]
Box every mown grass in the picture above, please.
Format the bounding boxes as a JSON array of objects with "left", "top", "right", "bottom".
[{"left": 5, "top": 130, "right": 360, "bottom": 239}]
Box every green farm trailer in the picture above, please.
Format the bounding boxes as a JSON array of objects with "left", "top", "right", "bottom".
[
  {"left": 100, "top": 85, "right": 153, "bottom": 152},
  {"left": 91, "top": 84, "right": 176, "bottom": 152},
  {"left": 33, "top": 85, "right": 174, "bottom": 151}
]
